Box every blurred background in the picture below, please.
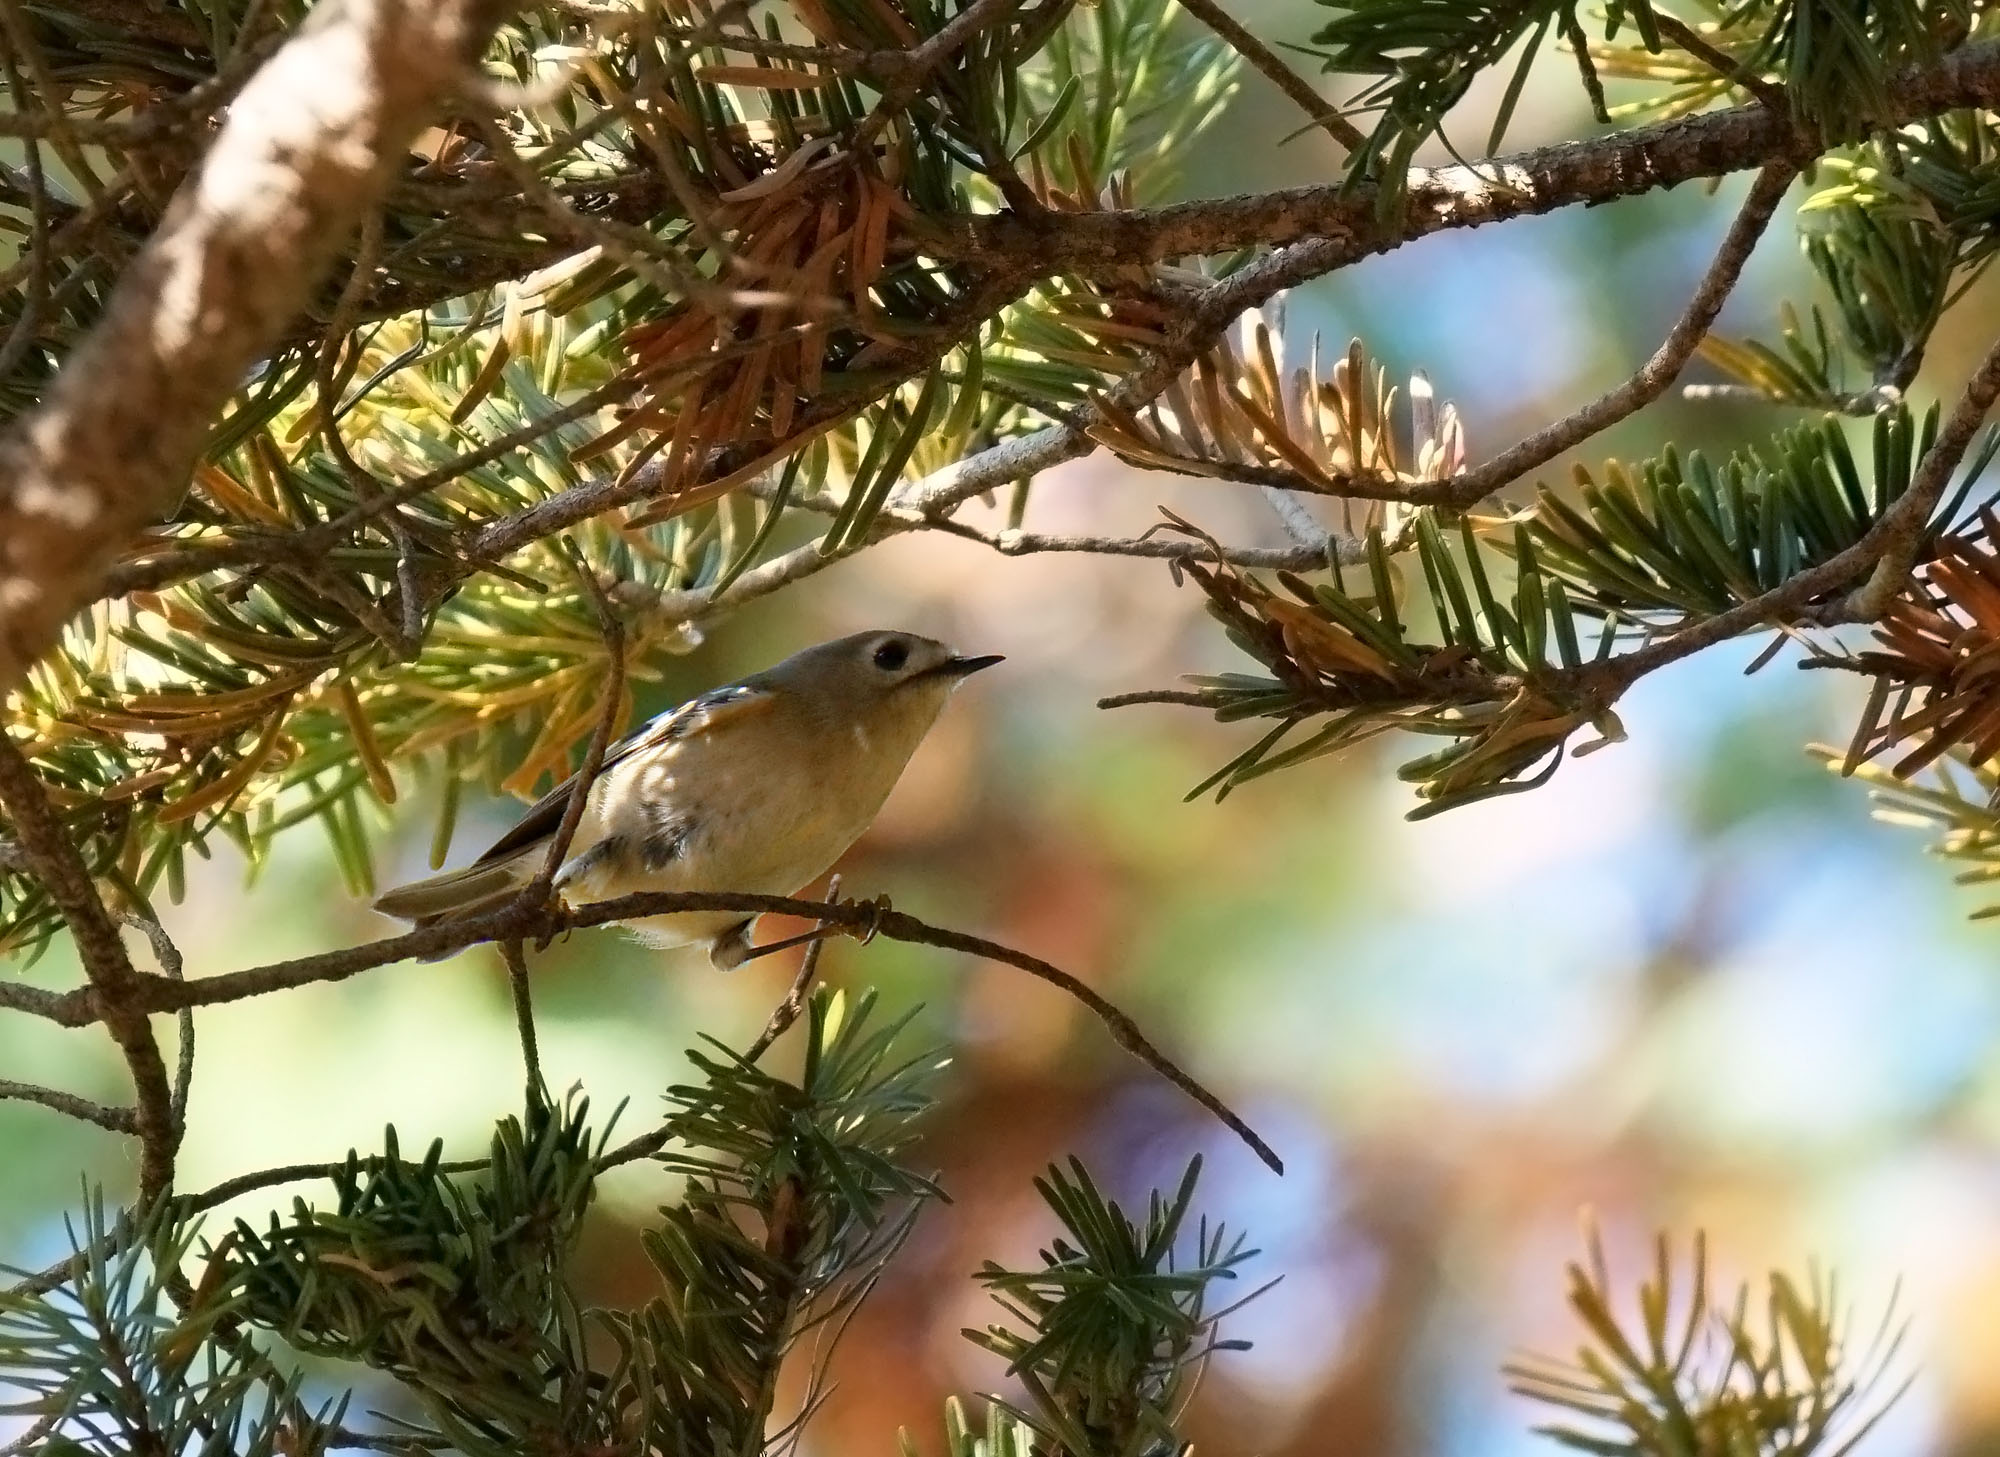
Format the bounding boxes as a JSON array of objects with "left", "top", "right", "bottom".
[{"left": 10, "top": 10, "right": 2000, "bottom": 1456}]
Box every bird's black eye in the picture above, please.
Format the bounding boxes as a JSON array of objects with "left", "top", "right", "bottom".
[{"left": 872, "top": 639, "right": 909, "bottom": 672}]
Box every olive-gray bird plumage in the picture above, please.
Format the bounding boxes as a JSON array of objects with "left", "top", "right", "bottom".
[{"left": 371, "top": 630, "right": 1001, "bottom": 967}]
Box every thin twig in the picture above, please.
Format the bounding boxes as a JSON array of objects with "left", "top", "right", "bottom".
[
  {"left": 1840, "top": 342, "right": 2000, "bottom": 618},
  {"left": 0, "top": 887, "right": 1272, "bottom": 1310},
  {"left": 1098, "top": 690, "right": 1223, "bottom": 709},
  {"left": 1651, "top": 12, "right": 1789, "bottom": 113},
  {"left": 1176, "top": 0, "right": 1364, "bottom": 148},
  {"left": 315, "top": 209, "right": 387, "bottom": 488},
  {"left": 122, "top": 914, "right": 192, "bottom": 1135},
  {"left": 0, "top": 735, "right": 177, "bottom": 1200},
  {"left": 306, "top": 209, "right": 436, "bottom": 666},
  {"left": 1260, "top": 485, "right": 1335, "bottom": 550},
  {"left": 851, "top": 0, "right": 1024, "bottom": 151},
  {"left": 0, "top": 0, "right": 108, "bottom": 205},
  {"left": 500, "top": 939, "right": 544, "bottom": 1101},
  {"left": 0, "top": 1080, "right": 136, "bottom": 1132},
  {"left": 96, "top": 361, "right": 670, "bottom": 598},
  {"left": 862, "top": 903, "right": 1282, "bottom": 1173},
  {"left": 743, "top": 876, "right": 841, "bottom": 1065},
  {"left": 98, "top": 291, "right": 953, "bottom": 606},
  {"left": 1396, "top": 158, "right": 1796, "bottom": 509},
  {"left": 0, "top": 158, "right": 139, "bottom": 302},
  {"left": 900, "top": 235, "right": 1356, "bottom": 518},
  {"left": 1576, "top": 328, "right": 2000, "bottom": 685},
  {"left": 526, "top": 560, "right": 627, "bottom": 896},
  {"left": 966, "top": 522, "right": 1365, "bottom": 568},
  {"left": 1, "top": 893, "right": 1283, "bottom": 1171},
  {"left": 1681, "top": 381, "right": 1893, "bottom": 415},
  {"left": 742, "top": 475, "right": 1369, "bottom": 569},
  {"left": 473, "top": 112, "right": 718, "bottom": 303}
]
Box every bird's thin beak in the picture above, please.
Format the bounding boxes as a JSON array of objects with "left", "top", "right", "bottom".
[{"left": 941, "top": 653, "right": 1005, "bottom": 677}]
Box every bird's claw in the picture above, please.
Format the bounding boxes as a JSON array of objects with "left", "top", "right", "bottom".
[
  {"left": 533, "top": 886, "right": 576, "bottom": 952},
  {"left": 839, "top": 892, "right": 892, "bottom": 946}
]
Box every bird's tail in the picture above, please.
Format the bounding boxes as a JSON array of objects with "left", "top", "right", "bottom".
[{"left": 372, "top": 855, "right": 531, "bottom": 923}]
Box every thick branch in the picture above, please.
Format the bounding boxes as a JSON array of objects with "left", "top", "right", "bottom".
[
  {"left": 0, "top": 0, "right": 515, "bottom": 692},
  {"left": 365, "top": 37, "right": 2000, "bottom": 325},
  {"left": 951, "top": 39, "right": 2000, "bottom": 272},
  {"left": 76, "top": 41, "right": 2000, "bottom": 622}
]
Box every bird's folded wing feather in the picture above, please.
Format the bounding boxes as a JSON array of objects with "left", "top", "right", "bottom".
[{"left": 470, "top": 684, "right": 776, "bottom": 865}]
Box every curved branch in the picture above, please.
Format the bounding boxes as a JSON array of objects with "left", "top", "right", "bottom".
[
  {"left": 11, "top": 889, "right": 1282, "bottom": 1174},
  {"left": 964, "top": 158, "right": 1790, "bottom": 517},
  {"left": 1413, "top": 156, "right": 1796, "bottom": 508}
]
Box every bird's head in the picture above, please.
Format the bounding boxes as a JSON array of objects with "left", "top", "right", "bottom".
[{"left": 768, "top": 630, "right": 1003, "bottom": 741}]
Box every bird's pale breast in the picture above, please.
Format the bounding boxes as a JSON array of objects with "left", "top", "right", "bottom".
[{"left": 560, "top": 698, "right": 913, "bottom": 949}]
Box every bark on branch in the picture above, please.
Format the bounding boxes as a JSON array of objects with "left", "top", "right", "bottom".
[
  {"left": 0, "top": 0, "right": 515, "bottom": 693},
  {"left": 954, "top": 36, "right": 2000, "bottom": 270},
  {"left": 344, "top": 37, "right": 2000, "bottom": 326}
]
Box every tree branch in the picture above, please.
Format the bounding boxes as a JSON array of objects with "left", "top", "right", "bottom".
[
  {"left": 74, "top": 40, "right": 2000, "bottom": 627},
  {"left": 0, "top": 1079, "right": 135, "bottom": 1132},
  {"left": 371, "top": 36, "right": 2000, "bottom": 323},
  {"left": 743, "top": 469, "right": 1365, "bottom": 565},
  {"left": 1402, "top": 157, "right": 1797, "bottom": 509},
  {"left": 0, "top": 735, "right": 175, "bottom": 1198},
  {"left": 122, "top": 914, "right": 192, "bottom": 1135},
  {"left": 1840, "top": 344, "right": 2000, "bottom": 619},
  {"left": 526, "top": 566, "right": 626, "bottom": 894},
  {"left": 1571, "top": 328, "right": 2000, "bottom": 687},
  {"left": 1650, "top": 12, "right": 1789, "bottom": 114},
  {"left": 1175, "top": 0, "right": 1364, "bottom": 148},
  {"left": 0, "top": 0, "right": 517, "bottom": 691},
  {"left": 942, "top": 521, "right": 1365, "bottom": 568},
  {"left": 902, "top": 235, "right": 1351, "bottom": 516},
  {"left": 948, "top": 39, "right": 2000, "bottom": 272},
  {"left": 6, "top": 888, "right": 1283, "bottom": 1174},
  {"left": 1063, "top": 159, "right": 1789, "bottom": 513}
]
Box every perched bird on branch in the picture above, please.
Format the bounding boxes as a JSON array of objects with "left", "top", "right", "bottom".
[{"left": 372, "top": 630, "right": 1002, "bottom": 967}]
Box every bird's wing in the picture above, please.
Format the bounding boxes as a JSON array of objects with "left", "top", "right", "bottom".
[{"left": 470, "top": 684, "right": 776, "bottom": 866}]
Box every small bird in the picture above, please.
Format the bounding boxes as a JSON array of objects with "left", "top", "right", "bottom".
[{"left": 371, "top": 630, "right": 1001, "bottom": 968}]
